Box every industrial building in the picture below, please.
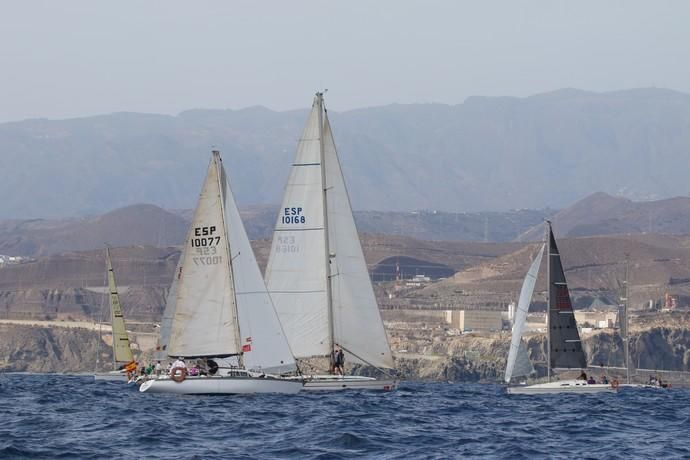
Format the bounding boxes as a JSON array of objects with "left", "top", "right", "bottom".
[{"left": 444, "top": 309, "right": 503, "bottom": 332}]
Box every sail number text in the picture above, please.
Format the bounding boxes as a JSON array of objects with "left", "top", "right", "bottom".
[
  {"left": 275, "top": 235, "right": 299, "bottom": 253},
  {"left": 281, "top": 207, "right": 306, "bottom": 224},
  {"left": 191, "top": 226, "right": 221, "bottom": 247}
]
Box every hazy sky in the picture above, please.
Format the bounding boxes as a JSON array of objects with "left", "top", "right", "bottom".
[{"left": 1, "top": 1, "right": 689, "bottom": 122}]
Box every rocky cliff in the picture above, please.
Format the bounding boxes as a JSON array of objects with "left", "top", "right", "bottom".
[{"left": 2, "top": 322, "right": 688, "bottom": 382}]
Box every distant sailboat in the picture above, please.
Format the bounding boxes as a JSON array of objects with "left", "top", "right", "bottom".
[
  {"left": 140, "top": 151, "right": 302, "bottom": 394},
  {"left": 94, "top": 247, "right": 137, "bottom": 382},
  {"left": 265, "top": 92, "right": 397, "bottom": 391},
  {"left": 506, "top": 222, "right": 616, "bottom": 394}
]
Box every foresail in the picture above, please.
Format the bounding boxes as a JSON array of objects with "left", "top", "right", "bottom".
[
  {"left": 548, "top": 228, "right": 587, "bottom": 369},
  {"left": 505, "top": 244, "right": 544, "bottom": 382},
  {"left": 265, "top": 98, "right": 331, "bottom": 359},
  {"left": 513, "top": 339, "right": 535, "bottom": 379},
  {"left": 156, "top": 250, "right": 184, "bottom": 360},
  {"left": 222, "top": 166, "right": 297, "bottom": 374},
  {"left": 106, "top": 248, "right": 134, "bottom": 364},
  {"left": 167, "top": 152, "right": 240, "bottom": 358},
  {"left": 323, "top": 112, "right": 394, "bottom": 369}
]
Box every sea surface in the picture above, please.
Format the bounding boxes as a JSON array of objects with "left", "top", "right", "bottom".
[{"left": 1, "top": 374, "right": 689, "bottom": 459}]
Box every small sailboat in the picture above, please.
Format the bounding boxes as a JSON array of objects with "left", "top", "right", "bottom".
[
  {"left": 506, "top": 222, "right": 616, "bottom": 394},
  {"left": 615, "top": 259, "right": 668, "bottom": 390},
  {"left": 140, "top": 151, "right": 303, "bottom": 395},
  {"left": 265, "top": 92, "right": 397, "bottom": 391},
  {"left": 94, "top": 247, "right": 137, "bottom": 382}
]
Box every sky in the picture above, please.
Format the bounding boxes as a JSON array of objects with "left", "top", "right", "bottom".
[{"left": 1, "top": 1, "right": 689, "bottom": 123}]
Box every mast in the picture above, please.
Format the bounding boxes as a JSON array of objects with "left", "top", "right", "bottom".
[
  {"left": 623, "top": 254, "right": 631, "bottom": 384},
  {"left": 545, "top": 221, "right": 551, "bottom": 383},
  {"left": 213, "top": 150, "right": 243, "bottom": 366},
  {"left": 315, "top": 93, "right": 336, "bottom": 365}
]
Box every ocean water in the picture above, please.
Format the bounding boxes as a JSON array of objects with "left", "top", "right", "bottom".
[{"left": 1, "top": 374, "right": 689, "bottom": 459}]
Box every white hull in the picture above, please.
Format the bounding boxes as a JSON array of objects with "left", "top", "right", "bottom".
[
  {"left": 93, "top": 371, "right": 129, "bottom": 382},
  {"left": 507, "top": 379, "right": 617, "bottom": 395},
  {"left": 296, "top": 375, "right": 397, "bottom": 391},
  {"left": 619, "top": 383, "right": 667, "bottom": 390},
  {"left": 139, "top": 375, "right": 303, "bottom": 394}
]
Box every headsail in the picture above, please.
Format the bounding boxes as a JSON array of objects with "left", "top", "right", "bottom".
[
  {"left": 504, "top": 244, "right": 544, "bottom": 382},
  {"left": 106, "top": 247, "right": 134, "bottom": 365},
  {"left": 266, "top": 97, "right": 330, "bottom": 359},
  {"left": 156, "top": 250, "right": 184, "bottom": 360},
  {"left": 167, "top": 152, "right": 241, "bottom": 358},
  {"left": 547, "top": 225, "right": 587, "bottom": 369},
  {"left": 223, "top": 166, "right": 297, "bottom": 374},
  {"left": 323, "top": 112, "right": 394, "bottom": 369},
  {"left": 512, "top": 339, "right": 535, "bottom": 380}
]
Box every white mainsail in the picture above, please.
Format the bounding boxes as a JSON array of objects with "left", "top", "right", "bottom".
[
  {"left": 504, "top": 244, "right": 544, "bottom": 383},
  {"left": 266, "top": 93, "right": 394, "bottom": 369},
  {"left": 167, "top": 153, "right": 241, "bottom": 358},
  {"left": 106, "top": 247, "right": 134, "bottom": 364},
  {"left": 323, "top": 112, "right": 394, "bottom": 369},
  {"left": 265, "top": 99, "right": 330, "bottom": 359}
]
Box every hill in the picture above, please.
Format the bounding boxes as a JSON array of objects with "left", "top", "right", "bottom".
[
  {"left": 518, "top": 192, "right": 690, "bottom": 241},
  {"left": 414, "top": 233, "right": 690, "bottom": 311},
  {"left": 0, "top": 204, "right": 550, "bottom": 258},
  {"left": 3, "top": 88, "right": 690, "bottom": 218}
]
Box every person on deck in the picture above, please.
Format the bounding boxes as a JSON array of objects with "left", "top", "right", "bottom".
[
  {"left": 330, "top": 349, "right": 338, "bottom": 375},
  {"left": 577, "top": 372, "right": 588, "bottom": 381},
  {"left": 155, "top": 361, "right": 162, "bottom": 377},
  {"left": 335, "top": 349, "right": 345, "bottom": 376},
  {"left": 587, "top": 376, "right": 596, "bottom": 384}
]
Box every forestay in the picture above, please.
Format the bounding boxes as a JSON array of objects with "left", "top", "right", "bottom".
[
  {"left": 266, "top": 99, "right": 330, "bottom": 359},
  {"left": 504, "top": 244, "right": 544, "bottom": 382},
  {"left": 106, "top": 248, "right": 134, "bottom": 364},
  {"left": 167, "top": 153, "right": 240, "bottom": 358},
  {"left": 323, "top": 113, "right": 394, "bottom": 369}
]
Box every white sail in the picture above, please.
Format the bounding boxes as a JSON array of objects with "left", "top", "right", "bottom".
[
  {"left": 223, "top": 168, "right": 297, "bottom": 374},
  {"left": 266, "top": 98, "right": 331, "bottom": 359},
  {"left": 106, "top": 248, "right": 134, "bottom": 364},
  {"left": 323, "top": 112, "right": 394, "bottom": 369},
  {"left": 505, "top": 244, "right": 544, "bottom": 383},
  {"left": 512, "top": 339, "right": 535, "bottom": 380},
  {"left": 167, "top": 153, "right": 241, "bottom": 358},
  {"left": 156, "top": 250, "right": 184, "bottom": 359}
]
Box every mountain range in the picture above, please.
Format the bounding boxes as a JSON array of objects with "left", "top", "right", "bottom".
[
  {"left": 2, "top": 88, "right": 690, "bottom": 219},
  {"left": 5, "top": 191, "right": 690, "bottom": 258}
]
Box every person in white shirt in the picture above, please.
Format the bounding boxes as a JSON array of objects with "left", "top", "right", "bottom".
[{"left": 155, "top": 361, "right": 162, "bottom": 377}]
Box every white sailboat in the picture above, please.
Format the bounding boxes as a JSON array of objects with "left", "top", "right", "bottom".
[
  {"left": 140, "top": 151, "right": 302, "bottom": 395},
  {"left": 506, "top": 222, "right": 616, "bottom": 394},
  {"left": 94, "top": 247, "right": 137, "bottom": 382},
  {"left": 265, "top": 92, "right": 397, "bottom": 391}
]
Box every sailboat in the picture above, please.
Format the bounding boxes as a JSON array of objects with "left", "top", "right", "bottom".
[
  {"left": 615, "top": 259, "right": 667, "bottom": 390},
  {"left": 506, "top": 222, "right": 616, "bottom": 394},
  {"left": 93, "top": 247, "right": 137, "bottom": 381},
  {"left": 265, "top": 92, "right": 397, "bottom": 391},
  {"left": 139, "top": 151, "right": 303, "bottom": 394}
]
